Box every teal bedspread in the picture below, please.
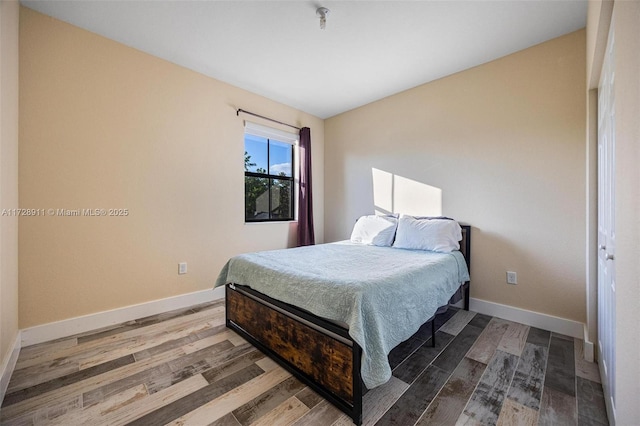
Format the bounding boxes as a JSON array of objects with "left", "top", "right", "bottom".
[{"left": 215, "top": 242, "right": 469, "bottom": 389}]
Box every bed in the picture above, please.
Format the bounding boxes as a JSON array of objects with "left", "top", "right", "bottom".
[{"left": 215, "top": 218, "right": 471, "bottom": 425}]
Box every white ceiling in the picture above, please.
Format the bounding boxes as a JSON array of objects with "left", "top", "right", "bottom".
[{"left": 22, "top": 0, "right": 587, "bottom": 119}]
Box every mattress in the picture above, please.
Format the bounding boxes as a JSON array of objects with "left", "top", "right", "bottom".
[{"left": 215, "top": 241, "right": 469, "bottom": 388}]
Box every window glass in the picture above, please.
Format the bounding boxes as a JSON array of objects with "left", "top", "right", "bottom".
[
  {"left": 269, "top": 140, "right": 292, "bottom": 177},
  {"left": 271, "top": 179, "right": 293, "bottom": 219},
  {"left": 245, "top": 176, "right": 269, "bottom": 221},
  {"left": 244, "top": 134, "right": 268, "bottom": 173},
  {"left": 244, "top": 129, "right": 295, "bottom": 222}
]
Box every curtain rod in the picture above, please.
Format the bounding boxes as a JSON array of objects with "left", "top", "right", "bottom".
[{"left": 236, "top": 108, "right": 301, "bottom": 131}]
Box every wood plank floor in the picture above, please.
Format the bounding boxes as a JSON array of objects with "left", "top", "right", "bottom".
[{"left": 1, "top": 300, "right": 609, "bottom": 426}]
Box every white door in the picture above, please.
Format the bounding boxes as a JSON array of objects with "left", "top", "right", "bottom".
[{"left": 597, "top": 15, "right": 616, "bottom": 419}]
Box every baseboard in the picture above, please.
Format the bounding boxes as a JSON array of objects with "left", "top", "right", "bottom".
[
  {"left": 0, "top": 331, "right": 21, "bottom": 408},
  {"left": 470, "top": 298, "right": 584, "bottom": 339},
  {"left": 17, "top": 291, "right": 584, "bottom": 350},
  {"left": 21, "top": 287, "right": 225, "bottom": 347},
  {"left": 583, "top": 324, "right": 595, "bottom": 362}
]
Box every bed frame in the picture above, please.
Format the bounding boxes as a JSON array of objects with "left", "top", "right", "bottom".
[{"left": 225, "top": 225, "right": 471, "bottom": 425}]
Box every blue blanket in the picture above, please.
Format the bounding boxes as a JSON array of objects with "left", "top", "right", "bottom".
[{"left": 215, "top": 242, "right": 469, "bottom": 389}]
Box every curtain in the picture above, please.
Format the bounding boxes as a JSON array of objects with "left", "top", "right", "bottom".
[{"left": 297, "top": 127, "right": 315, "bottom": 246}]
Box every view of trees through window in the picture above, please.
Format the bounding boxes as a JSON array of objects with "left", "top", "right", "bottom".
[{"left": 244, "top": 134, "right": 294, "bottom": 221}]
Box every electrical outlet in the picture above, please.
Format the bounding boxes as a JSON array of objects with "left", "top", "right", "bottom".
[
  {"left": 506, "top": 271, "right": 517, "bottom": 285},
  {"left": 178, "top": 262, "right": 187, "bottom": 275}
]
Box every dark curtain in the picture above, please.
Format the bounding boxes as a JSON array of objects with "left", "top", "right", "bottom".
[{"left": 297, "top": 127, "right": 315, "bottom": 246}]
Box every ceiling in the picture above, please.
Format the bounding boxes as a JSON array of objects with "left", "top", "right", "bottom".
[{"left": 22, "top": 0, "right": 587, "bottom": 119}]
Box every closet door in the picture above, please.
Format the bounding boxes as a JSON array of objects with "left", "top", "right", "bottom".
[{"left": 597, "top": 14, "right": 616, "bottom": 418}]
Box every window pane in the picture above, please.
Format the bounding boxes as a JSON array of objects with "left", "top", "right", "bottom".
[
  {"left": 245, "top": 176, "right": 269, "bottom": 221},
  {"left": 269, "top": 140, "right": 293, "bottom": 177},
  {"left": 244, "top": 134, "right": 268, "bottom": 173},
  {"left": 271, "top": 179, "right": 293, "bottom": 219}
]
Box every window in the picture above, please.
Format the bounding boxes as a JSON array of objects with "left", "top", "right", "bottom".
[{"left": 244, "top": 122, "right": 297, "bottom": 222}]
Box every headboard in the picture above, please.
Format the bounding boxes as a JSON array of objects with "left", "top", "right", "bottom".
[{"left": 459, "top": 224, "right": 471, "bottom": 275}]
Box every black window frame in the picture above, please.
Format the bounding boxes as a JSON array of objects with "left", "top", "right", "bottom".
[{"left": 244, "top": 136, "right": 295, "bottom": 223}]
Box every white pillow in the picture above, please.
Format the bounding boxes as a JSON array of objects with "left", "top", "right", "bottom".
[
  {"left": 350, "top": 215, "right": 398, "bottom": 246},
  {"left": 393, "top": 216, "right": 462, "bottom": 252}
]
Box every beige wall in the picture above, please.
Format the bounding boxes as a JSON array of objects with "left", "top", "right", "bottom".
[
  {"left": 19, "top": 7, "right": 324, "bottom": 328},
  {"left": 325, "top": 30, "right": 587, "bottom": 322},
  {"left": 586, "top": 2, "right": 640, "bottom": 422},
  {"left": 609, "top": 1, "right": 639, "bottom": 422},
  {"left": 0, "top": 0, "right": 20, "bottom": 378}
]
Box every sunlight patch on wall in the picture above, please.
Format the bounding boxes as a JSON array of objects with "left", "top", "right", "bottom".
[
  {"left": 372, "top": 168, "right": 442, "bottom": 216},
  {"left": 371, "top": 168, "right": 394, "bottom": 215}
]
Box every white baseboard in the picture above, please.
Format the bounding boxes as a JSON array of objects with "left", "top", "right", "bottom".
[
  {"left": 21, "top": 287, "right": 225, "bottom": 347},
  {"left": 0, "top": 331, "right": 21, "bottom": 407},
  {"left": 16, "top": 290, "right": 584, "bottom": 349},
  {"left": 470, "top": 297, "right": 584, "bottom": 339},
  {"left": 583, "top": 325, "right": 595, "bottom": 362}
]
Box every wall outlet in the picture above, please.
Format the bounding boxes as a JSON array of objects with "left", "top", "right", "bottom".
[
  {"left": 178, "top": 262, "right": 187, "bottom": 275},
  {"left": 506, "top": 271, "right": 517, "bottom": 285}
]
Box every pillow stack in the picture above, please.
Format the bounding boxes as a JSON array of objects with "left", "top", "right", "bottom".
[
  {"left": 393, "top": 215, "right": 462, "bottom": 252},
  {"left": 350, "top": 215, "right": 398, "bottom": 246},
  {"left": 350, "top": 214, "right": 462, "bottom": 252}
]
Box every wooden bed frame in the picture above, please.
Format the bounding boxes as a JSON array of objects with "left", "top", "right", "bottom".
[{"left": 225, "top": 225, "right": 471, "bottom": 425}]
